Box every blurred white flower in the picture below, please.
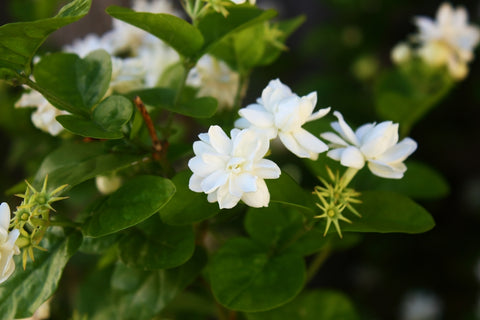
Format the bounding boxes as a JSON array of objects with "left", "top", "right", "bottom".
[
  {"left": 109, "top": 57, "right": 146, "bottom": 93},
  {"left": 391, "top": 42, "right": 412, "bottom": 64},
  {"left": 0, "top": 203, "right": 20, "bottom": 285},
  {"left": 400, "top": 290, "right": 442, "bottom": 320},
  {"left": 63, "top": 33, "right": 114, "bottom": 57},
  {"left": 321, "top": 111, "right": 417, "bottom": 179},
  {"left": 187, "top": 55, "right": 240, "bottom": 109},
  {"left": 235, "top": 79, "right": 330, "bottom": 160},
  {"left": 414, "top": 2, "right": 480, "bottom": 79},
  {"left": 231, "top": 0, "right": 256, "bottom": 4},
  {"left": 188, "top": 125, "right": 281, "bottom": 209},
  {"left": 137, "top": 38, "right": 180, "bottom": 87},
  {"left": 15, "top": 90, "right": 68, "bottom": 136}
]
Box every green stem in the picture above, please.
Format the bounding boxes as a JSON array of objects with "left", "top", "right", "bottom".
[
  {"left": 340, "top": 167, "right": 359, "bottom": 190},
  {"left": 305, "top": 246, "right": 331, "bottom": 284}
]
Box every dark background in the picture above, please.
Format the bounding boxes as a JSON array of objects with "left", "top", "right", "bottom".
[{"left": 1, "top": 1, "right": 480, "bottom": 319}]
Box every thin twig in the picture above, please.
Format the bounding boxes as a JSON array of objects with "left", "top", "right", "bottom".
[{"left": 134, "top": 96, "right": 165, "bottom": 161}]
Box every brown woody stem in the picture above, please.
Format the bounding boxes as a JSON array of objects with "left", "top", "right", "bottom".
[{"left": 134, "top": 96, "right": 165, "bottom": 161}]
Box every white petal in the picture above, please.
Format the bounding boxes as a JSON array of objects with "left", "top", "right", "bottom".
[
  {"left": 238, "top": 107, "right": 274, "bottom": 129},
  {"left": 193, "top": 141, "right": 215, "bottom": 156},
  {"left": 234, "top": 117, "right": 251, "bottom": 129},
  {"left": 320, "top": 132, "right": 349, "bottom": 147},
  {"left": 340, "top": 146, "right": 365, "bottom": 169},
  {"left": 208, "top": 125, "right": 232, "bottom": 154},
  {"left": 355, "top": 123, "right": 375, "bottom": 141},
  {"left": 437, "top": 3, "right": 453, "bottom": 26},
  {"left": 293, "top": 128, "right": 328, "bottom": 154},
  {"left": 326, "top": 148, "right": 344, "bottom": 161},
  {"left": 0, "top": 203, "right": 11, "bottom": 231},
  {"left": 198, "top": 132, "right": 210, "bottom": 144},
  {"left": 274, "top": 95, "right": 302, "bottom": 130},
  {"left": 297, "top": 93, "right": 316, "bottom": 122},
  {"left": 377, "top": 138, "right": 417, "bottom": 163},
  {"left": 360, "top": 122, "right": 398, "bottom": 158},
  {"left": 332, "top": 111, "right": 359, "bottom": 146},
  {"left": 229, "top": 173, "right": 257, "bottom": 197},
  {"left": 201, "top": 170, "right": 229, "bottom": 194},
  {"left": 188, "top": 174, "right": 203, "bottom": 193},
  {"left": 232, "top": 129, "right": 259, "bottom": 157},
  {"left": 188, "top": 156, "right": 218, "bottom": 177},
  {"left": 307, "top": 107, "right": 330, "bottom": 122},
  {"left": 254, "top": 159, "right": 281, "bottom": 179},
  {"left": 217, "top": 184, "right": 241, "bottom": 209},
  {"left": 368, "top": 160, "right": 406, "bottom": 179},
  {"left": 279, "top": 132, "right": 311, "bottom": 158},
  {"left": 241, "top": 179, "right": 270, "bottom": 208}
]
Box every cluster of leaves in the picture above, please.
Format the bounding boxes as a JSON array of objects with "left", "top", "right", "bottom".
[{"left": 0, "top": 0, "right": 450, "bottom": 319}]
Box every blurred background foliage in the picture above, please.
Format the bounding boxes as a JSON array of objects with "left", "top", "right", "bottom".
[{"left": 1, "top": 0, "right": 480, "bottom": 319}]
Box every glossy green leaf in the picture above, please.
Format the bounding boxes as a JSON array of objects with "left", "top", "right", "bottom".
[
  {"left": 119, "top": 215, "right": 195, "bottom": 269},
  {"left": 197, "top": 7, "right": 277, "bottom": 55},
  {"left": 209, "top": 237, "right": 305, "bottom": 312},
  {"left": 111, "top": 249, "right": 207, "bottom": 320},
  {"left": 160, "top": 171, "right": 220, "bottom": 225},
  {"left": 0, "top": 0, "right": 91, "bottom": 76},
  {"left": 246, "top": 290, "right": 359, "bottom": 320},
  {"left": 355, "top": 161, "right": 449, "bottom": 199},
  {"left": 92, "top": 95, "right": 133, "bottom": 132},
  {"left": 56, "top": 114, "right": 123, "bottom": 139},
  {"left": 83, "top": 175, "right": 176, "bottom": 237},
  {"left": 244, "top": 203, "right": 305, "bottom": 249},
  {"left": 267, "top": 173, "right": 315, "bottom": 212},
  {"left": 106, "top": 6, "right": 204, "bottom": 58},
  {"left": 34, "top": 50, "right": 112, "bottom": 115},
  {"left": 0, "top": 230, "right": 83, "bottom": 319},
  {"left": 336, "top": 191, "right": 436, "bottom": 234},
  {"left": 33, "top": 141, "right": 144, "bottom": 190},
  {"left": 126, "top": 88, "right": 218, "bottom": 118},
  {"left": 285, "top": 231, "right": 362, "bottom": 256}
]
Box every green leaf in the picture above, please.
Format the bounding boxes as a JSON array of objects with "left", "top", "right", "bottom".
[
  {"left": 34, "top": 50, "right": 112, "bottom": 114},
  {"left": 109, "top": 248, "right": 207, "bottom": 320},
  {"left": 92, "top": 95, "right": 134, "bottom": 132},
  {"left": 246, "top": 289, "right": 359, "bottom": 320},
  {"left": 126, "top": 88, "right": 217, "bottom": 118},
  {"left": 209, "top": 237, "right": 305, "bottom": 312},
  {"left": 268, "top": 173, "right": 315, "bottom": 212},
  {"left": 160, "top": 171, "right": 220, "bottom": 225},
  {"left": 0, "top": 0, "right": 91, "bottom": 76},
  {"left": 56, "top": 114, "right": 124, "bottom": 139},
  {"left": 244, "top": 203, "right": 304, "bottom": 249},
  {"left": 337, "top": 190, "right": 436, "bottom": 234},
  {"left": 83, "top": 175, "right": 176, "bottom": 237},
  {"left": 355, "top": 161, "right": 449, "bottom": 199},
  {"left": 33, "top": 141, "right": 144, "bottom": 190},
  {"left": 119, "top": 214, "right": 195, "bottom": 269},
  {"left": 106, "top": 6, "right": 204, "bottom": 59},
  {"left": 197, "top": 7, "right": 277, "bottom": 55},
  {"left": 0, "top": 230, "right": 83, "bottom": 319},
  {"left": 285, "top": 231, "right": 362, "bottom": 256}
]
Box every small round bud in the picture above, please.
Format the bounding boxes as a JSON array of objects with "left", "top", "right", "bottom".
[{"left": 391, "top": 43, "right": 411, "bottom": 64}]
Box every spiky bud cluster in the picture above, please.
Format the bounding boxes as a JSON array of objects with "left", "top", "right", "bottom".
[
  {"left": 10, "top": 176, "right": 68, "bottom": 269},
  {"left": 313, "top": 167, "right": 362, "bottom": 238}
]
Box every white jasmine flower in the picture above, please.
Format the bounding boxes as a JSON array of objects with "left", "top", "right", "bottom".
[
  {"left": 235, "top": 79, "right": 330, "bottom": 160},
  {"left": 188, "top": 125, "right": 281, "bottom": 209},
  {"left": 414, "top": 2, "right": 480, "bottom": 79},
  {"left": 321, "top": 111, "right": 417, "bottom": 179},
  {"left": 0, "top": 203, "right": 20, "bottom": 284},
  {"left": 187, "top": 55, "right": 240, "bottom": 109},
  {"left": 15, "top": 90, "right": 68, "bottom": 136}
]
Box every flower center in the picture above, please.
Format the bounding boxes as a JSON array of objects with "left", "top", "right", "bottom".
[{"left": 226, "top": 157, "right": 245, "bottom": 174}]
